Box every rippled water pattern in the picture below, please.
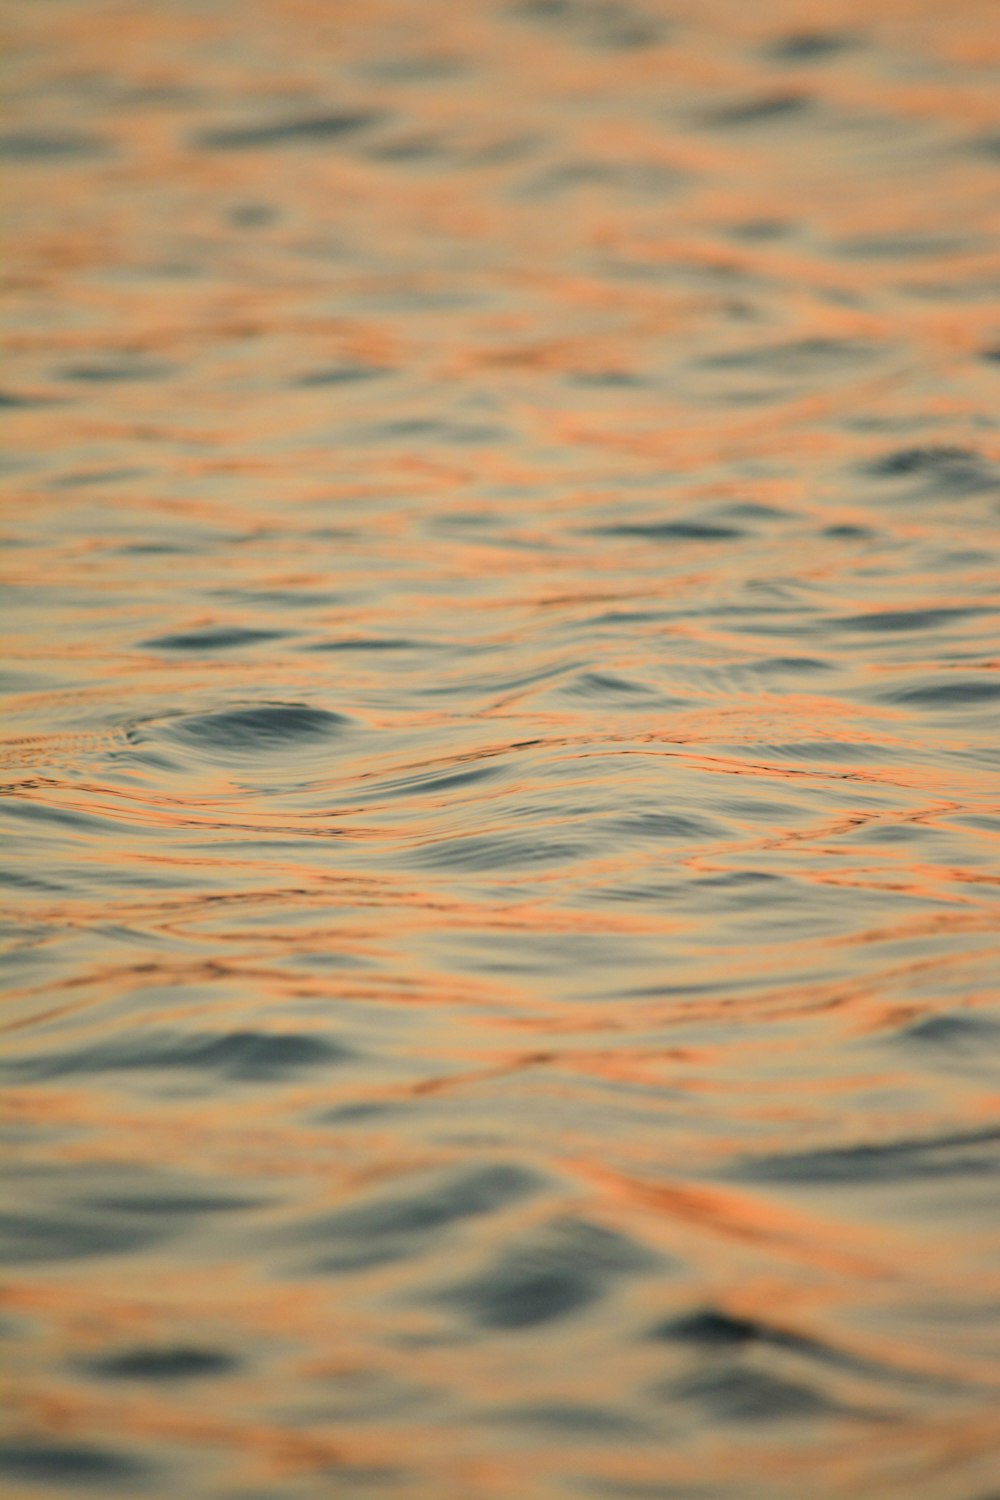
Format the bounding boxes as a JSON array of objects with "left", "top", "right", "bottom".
[{"left": 3, "top": 1, "right": 1000, "bottom": 1496}]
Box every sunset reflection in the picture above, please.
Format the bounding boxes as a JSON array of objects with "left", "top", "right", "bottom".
[{"left": 3, "top": 0, "right": 1000, "bottom": 1497}]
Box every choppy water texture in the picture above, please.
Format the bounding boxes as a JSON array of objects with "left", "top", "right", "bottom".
[{"left": 3, "top": 1, "right": 1000, "bottom": 1496}]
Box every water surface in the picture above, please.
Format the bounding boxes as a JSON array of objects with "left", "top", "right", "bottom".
[{"left": 2, "top": 1, "right": 1000, "bottom": 1497}]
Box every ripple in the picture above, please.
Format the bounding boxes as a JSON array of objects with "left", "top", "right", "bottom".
[
  {"left": 193, "top": 110, "right": 385, "bottom": 150},
  {"left": 609, "top": 811, "right": 723, "bottom": 840},
  {"left": 0, "top": 1161, "right": 272, "bottom": 1267},
  {"left": 703, "top": 92, "right": 812, "bottom": 128},
  {"left": 509, "top": 0, "right": 668, "bottom": 52},
  {"left": 699, "top": 338, "right": 874, "bottom": 375},
  {"left": 294, "top": 1163, "right": 544, "bottom": 1274},
  {"left": 0, "top": 131, "right": 110, "bottom": 160},
  {"left": 0, "top": 1207, "right": 166, "bottom": 1265},
  {"left": 294, "top": 363, "right": 392, "bottom": 386},
  {"left": 0, "top": 388, "right": 55, "bottom": 408},
  {"left": 764, "top": 30, "right": 857, "bottom": 62},
  {"left": 0, "top": 1439, "right": 151, "bottom": 1488},
  {"left": 141, "top": 626, "right": 289, "bottom": 651},
  {"left": 865, "top": 446, "right": 1000, "bottom": 498},
  {"left": 733, "top": 1126, "right": 1000, "bottom": 1185},
  {"left": 881, "top": 677, "right": 1000, "bottom": 708},
  {"left": 407, "top": 831, "right": 583, "bottom": 871},
  {"left": 4, "top": 1029, "right": 350, "bottom": 1083},
  {"left": 563, "top": 670, "right": 659, "bottom": 699},
  {"left": 489, "top": 1401, "right": 644, "bottom": 1435},
  {"left": 148, "top": 702, "right": 352, "bottom": 762},
  {"left": 82, "top": 1346, "right": 240, "bottom": 1381},
  {"left": 591, "top": 520, "right": 745, "bottom": 541},
  {"left": 651, "top": 1308, "right": 820, "bottom": 1356},
  {"left": 660, "top": 1366, "right": 837, "bottom": 1423},
  {"left": 832, "top": 608, "right": 977, "bottom": 632},
  {"left": 56, "top": 360, "right": 175, "bottom": 383},
  {"left": 307, "top": 635, "right": 422, "bottom": 653},
  {"left": 432, "top": 1216, "right": 662, "bottom": 1329},
  {"left": 897, "top": 1012, "right": 1000, "bottom": 1073}
]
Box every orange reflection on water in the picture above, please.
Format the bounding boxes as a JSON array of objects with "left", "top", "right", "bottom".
[{"left": 3, "top": 0, "right": 1000, "bottom": 1496}]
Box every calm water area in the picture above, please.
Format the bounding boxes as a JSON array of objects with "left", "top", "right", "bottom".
[{"left": 2, "top": 1, "right": 1000, "bottom": 1496}]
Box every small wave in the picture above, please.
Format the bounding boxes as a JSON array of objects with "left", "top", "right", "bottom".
[
  {"left": 509, "top": 0, "right": 668, "bottom": 53},
  {"left": 651, "top": 1307, "right": 810, "bottom": 1350},
  {"left": 0, "top": 389, "right": 57, "bottom": 408},
  {"left": 897, "top": 1011, "right": 1000, "bottom": 1070},
  {"left": 294, "top": 1162, "right": 544, "bottom": 1275},
  {"left": 592, "top": 520, "right": 745, "bottom": 541},
  {"left": 732, "top": 1125, "right": 1000, "bottom": 1184},
  {"left": 306, "top": 635, "right": 422, "bottom": 652},
  {"left": 487, "top": 1401, "right": 645, "bottom": 1436},
  {"left": 649, "top": 1306, "right": 959, "bottom": 1392},
  {"left": 881, "top": 677, "right": 1000, "bottom": 709},
  {"left": 738, "top": 739, "right": 890, "bottom": 762},
  {"left": 658, "top": 1365, "right": 837, "bottom": 1423},
  {"left": 430, "top": 1215, "right": 663, "bottom": 1329},
  {"left": 3, "top": 1028, "right": 350, "bottom": 1083},
  {"left": 148, "top": 702, "right": 352, "bottom": 762},
  {"left": 764, "top": 30, "right": 857, "bottom": 62},
  {"left": 698, "top": 338, "right": 874, "bottom": 374},
  {"left": 407, "top": 831, "right": 583, "bottom": 871},
  {"left": 865, "top": 446, "right": 1000, "bottom": 498},
  {"left": 0, "top": 1207, "right": 164, "bottom": 1265},
  {"left": 0, "top": 131, "right": 110, "bottom": 160},
  {"left": 192, "top": 110, "right": 385, "bottom": 150},
  {"left": 294, "top": 363, "right": 391, "bottom": 386},
  {"left": 702, "top": 92, "right": 812, "bottom": 128},
  {"left": 141, "top": 626, "right": 289, "bottom": 651},
  {"left": 56, "top": 361, "right": 175, "bottom": 383},
  {"left": 81, "top": 1346, "right": 239, "bottom": 1382},
  {"left": 832, "top": 608, "right": 976, "bottom": 632},
  {"left": 0, "top": 1439, "right": 152, "bottom": 1488},
  {"left": 562, "top": 670, "right": 659, "bottom": 699}
]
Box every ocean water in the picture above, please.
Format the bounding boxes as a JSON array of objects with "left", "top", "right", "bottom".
[{"left": 2, "top": 2, "right": 1000, "bottom": 1497}]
